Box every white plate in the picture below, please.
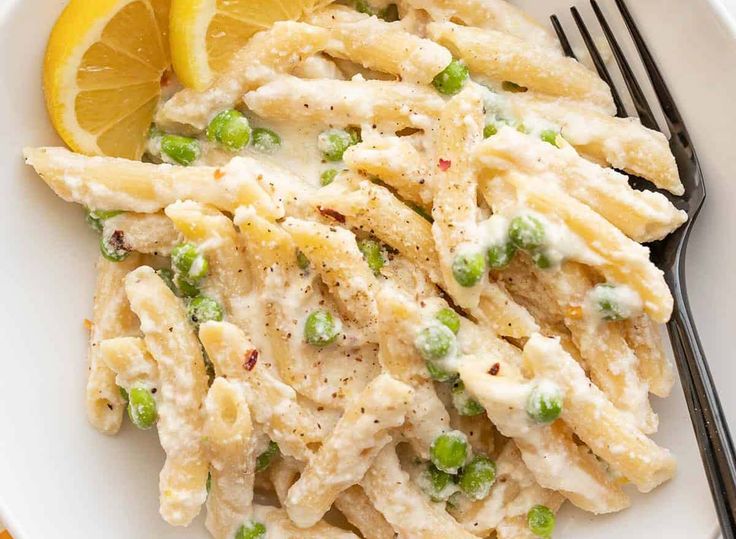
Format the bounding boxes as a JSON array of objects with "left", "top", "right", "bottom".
[{"left": 1, "top": 0, "right": 735, "bottom": 537}]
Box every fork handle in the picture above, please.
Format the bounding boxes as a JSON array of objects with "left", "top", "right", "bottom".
[{"left": 666, "top": 264, "right": 736, "bottom": 538}]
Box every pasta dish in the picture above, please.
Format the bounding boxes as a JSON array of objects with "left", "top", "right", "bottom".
[{"left": 23, "top": 0, "right": 687, "bottom": 537}]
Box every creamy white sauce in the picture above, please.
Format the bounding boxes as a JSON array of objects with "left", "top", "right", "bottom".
[{"left": 583, "top": 283, "right": 644, "bottom": 324}]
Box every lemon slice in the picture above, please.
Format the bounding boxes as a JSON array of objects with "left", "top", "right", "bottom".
[
  {"left": 44, "top": 0, "right": 170, "bottom": 159},
  {"left": 170, "top": 0, "right": 329, "bottom": 91}
]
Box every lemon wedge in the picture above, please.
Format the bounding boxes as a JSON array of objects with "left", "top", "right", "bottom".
[
  {"left": 170, "top": 0, "right": 329, "bottom": 91},
  {"left": 44, "top": 0, "right": 170, "bottom": 159}
]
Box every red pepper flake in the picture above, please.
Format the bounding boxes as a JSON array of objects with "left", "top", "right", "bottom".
[
  {"left": 243, "top": 349, "right": 259, "bottom": 371},
  {"left": 318, "top": 206, "right": 346, "bottom": 223},
  {"left": 438, "top": 158, "right": 452, "bottom": 171},
  {"left": 109, "top": 230, "right": 130, "bottom": 253},
  {"left": 488, "top": 362, "right": 500, "bottom": 376},
  {"left": 213, "top": 168, "right": 225, "bottom": 180}
]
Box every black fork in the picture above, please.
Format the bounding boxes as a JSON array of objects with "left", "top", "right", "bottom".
[{"left": 553, "top": 1, "right": 736, "bottom": 536}]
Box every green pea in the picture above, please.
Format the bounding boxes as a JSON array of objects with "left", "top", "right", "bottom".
[
  {"left": 415, "top": 324, "right": 455, "bottom": 362},
  {"left": 502, "top": 81, "right": 528, "bottom": 93},
  {"left": 320, "top": 168, "right": 339, "bottom": 186},
  {"left": 435, "top": 308, "right": 461, "bottom": 334},
  {"left": 420, "top": 463, "right": 458, "bottom": 502},
  {"left": 379, "top": 3, "right": 399, "bottom": 21},
  {"left": 296, "top": 249, "right": 310, "bottom": 271},
  {"left": 354, "top": 0, "right": 375, "bottom": 14},
  {"left": 188, "top": 295, "right": 224, "bottom": 326},
  {"left": 540, "top": 129, "right": 562, "bottom": 148},
  {"left": 86, "top": 209, "right": 122, "bottom": 233},
  {"left": 252, "top": 127, "right": 281, "bottom": 153},
  {"left": 118, "top": 386, "right": 129, "bottom": 401},
  {"left": 318, "top": 128, "right": 359, "bottom": 161},
  {"left": 256, "top": 441, "right": 280, "bottom": 472},
  {"left": 430, "top": 430, "right": 469, "bottom": 474},
  {"left": 207, "top": 109, "right": 252, "bottom": 151},
  {"left": 172, "top": 243, "right": 209, "bottom": 283},
  {"left": 483, "top": 122, "right": 498, "bottom": 139},
  {"left": 304, "top": 309, "right": 341, "bottom": 347},
  {"left": 595, "top": 284, "right": 626, "bottom": 321},
  {"left": 527, "top": 504, "right": 556, "bottom": 538},
  {"left": 458, "top": 455, "right": 496, "bottom": 500},
  {"left": 161, "top": 134, "right": 200, "bottom": 166},
  {"left": 486, "top": 242, "right": 517, "bottom": 270},
  {"left": 508, "top": 215, "right": 546, "bottom": 252},
  {"left": 432, "top": 59, "right": 469, "bottom": 96},
  {"left": 527, "top": 382, "right": 563, "bottom": 424},
  {"left": 235, "top": 520, "right": 267, "bottom": 539},
  {"left": 100, "top": 230, "right": 130, "bottom": 262},
  {"left": 452, "top": 250, "right": 486, "bottom": 288},
  {"left": 357, "top": 238, "right": 385, "bottom": 275},
  {"left": 426, "top": 359, "right": 458, "bottom": 383},
  {"left": 532, "top": 250, "right": 553, "bottom": 270},
  {"left": 127, "top": 385, "right": 157, "bottom": 430},
  {"left": 174, "top": 274, "right": 200, "bottom": 298},
  {"left": 451, "top": 380, "right": 484, "bottom": 416},
  {"left": 156, "top": 268, "right": 178, "bottom": 294}
]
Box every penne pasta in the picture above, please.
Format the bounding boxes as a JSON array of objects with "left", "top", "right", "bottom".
[
  {"left": 252, "top": 504, "right": 359, "bottom": 538},
  {"left": 198, "top": 321, "right": 324, "bottom": 462},
  {"left": 159, "top": 22, "right": 331, "bottom": 128},
  {"left": 482, "top": 172, "right": 674, "bottom": 323},
  {"left": 164, "top": 201, "right": 252, "bottom": 317},
  {"left": 310, "top": 9, "right": 452, "bottom": 85},
  {"left": 523, "top": 334, "right": 677, "bottom": 493},
  {"left": 449, "top": 440, "right": 553, "bottom": 535},
  {"left": 362, "top": 444, "right": 478, "bottom": 539},
  {"left": 283, "top": 217, "right": 379, "bottom": 335},
  {"left": 244, "top": 76, "right": 445, "bottom": 130},
  {"left": 431, "top": 85, "right": 486, "bottom": 310},
  {"left": 23, "top": 147, "right": 284, "bottom": 218},
  {"left": 473, "top": 281, "right": 539, "bottom": 340},
  {"left": 234, "top": 209, "right": 382, "bottom": 408},
  {"left": 342, "top": 135, "right": 431, "bottom": 208},
  {"left": 125, "top": 266, "right": 210, "bottom": 525},
  {"left": 625, "top": 313, "right": 675, "bottom": 398},
  {"left": 427, "top": 22, "right": 615, "bottom": 113},
  {"left": 402, "top": 0, "right": 559, "bottom": 49},
  {"left": 458, "top": 354, "right": 630, "bottom": 514},
  {"left": 102, "top": 212, "right": 181, "bottom": 256},
  {"left": 315, "top": 179, "right": 443, "bottom": 285},
  {"left": 500, "top": 258, "right": 658, "bottom": 433},
  {"left": 376, "top": 287, "right": 451, "bottom": 458},
  {"left": 507, "top": 93, "right": 684, "bottom": 194},
  {"left": 333, "top": 486, "right": 396, "bottom": 539},
  {"left": 285, "top": 374, "right": 413, "bottom": 528},
  {"left": 475, "top": 127, "right": 687, "bottom": 242},
  {"left": 99, "top": 336, "right": 158, "bottom": 392},
  {"left": 495, "top": 487, "right": 565, "bottom": 539},
  {"left": 203, "top": 378, "right": 256, "bottom": 539},
  {"left": 86, "top": 254, "right": 143, "bottom": 435}
]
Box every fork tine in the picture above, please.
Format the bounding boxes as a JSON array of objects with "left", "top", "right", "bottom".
[
  {"left": 550, "top": 15, "right": 578, "bottom": 60},
  {"left": 570, "top": 7, "right": 628, "bottom": 118},
  {"left": 613, "top": 0, "right": 686, "bottom": 137},
  {"left": 589, "top": 0, "right": 659, "bottom": 130}
]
